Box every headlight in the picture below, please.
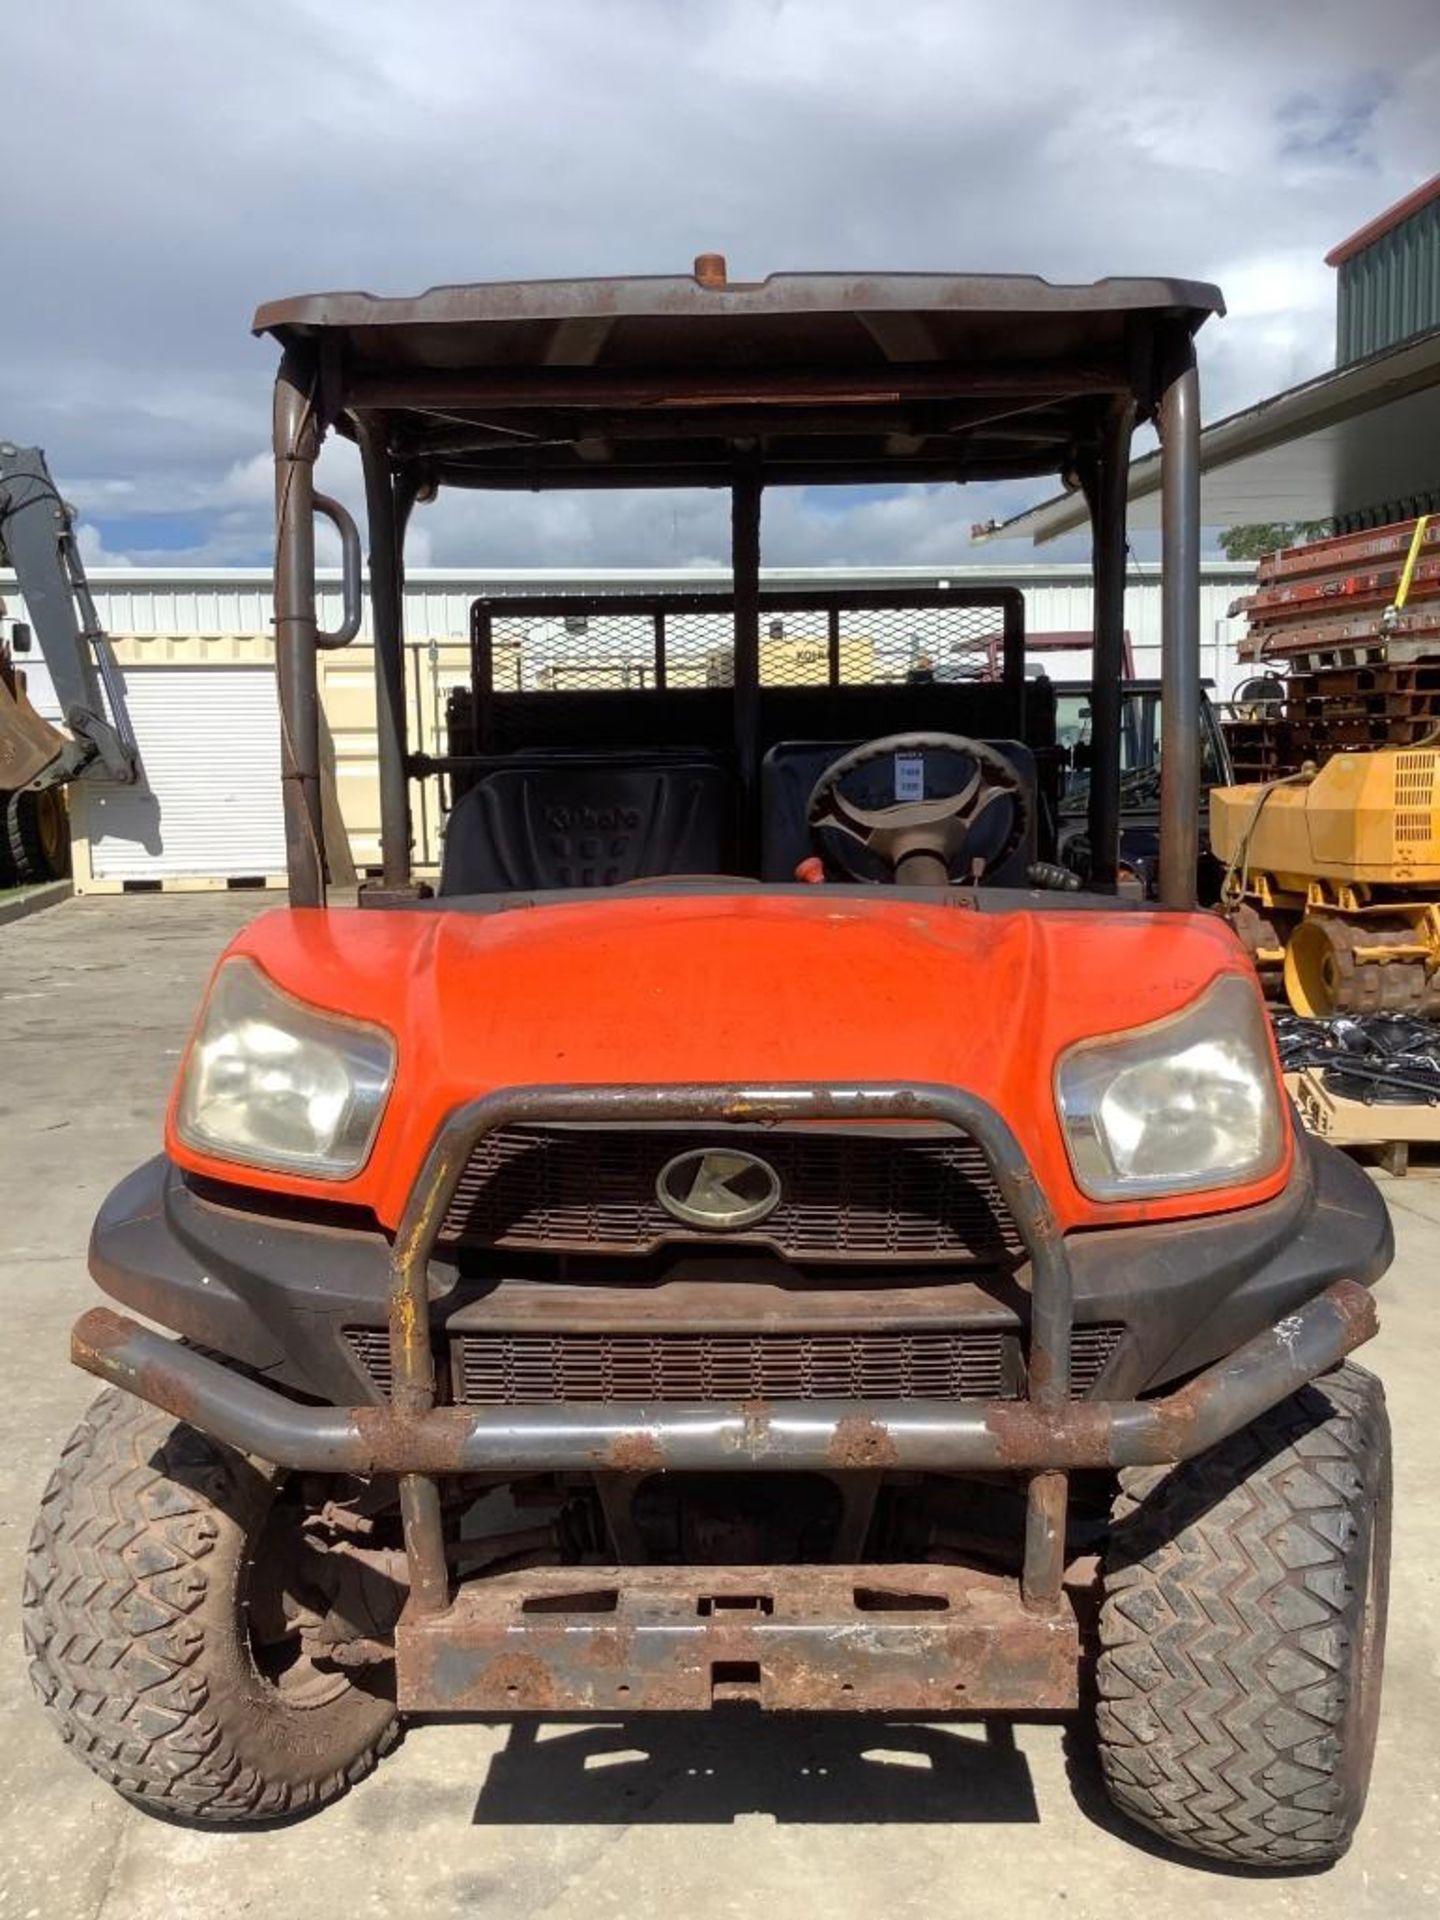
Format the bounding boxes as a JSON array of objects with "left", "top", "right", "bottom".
[
  {"left": 1056, "top": 974, "right": 1286, "bottom": 1201},
  {"left": 176, "top": 958, "right": 394, "bottom": 1179}
]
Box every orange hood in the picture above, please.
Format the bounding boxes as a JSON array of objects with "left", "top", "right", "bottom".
[{"left": 167, "top": 893, "right": 1287, "bottom": 1232}]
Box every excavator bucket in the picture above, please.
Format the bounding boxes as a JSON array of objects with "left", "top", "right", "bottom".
[{"left": 0, "top": 646, "right": 66, "bottom": 793}]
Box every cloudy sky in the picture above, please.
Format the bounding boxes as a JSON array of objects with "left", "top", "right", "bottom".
[{"left": 6, "top": 0, "right": 1438, "bottom": 572}]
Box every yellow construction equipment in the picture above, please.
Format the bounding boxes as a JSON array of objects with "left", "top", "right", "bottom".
[{"left": 1212, "top": 746, "right": 1440, "bottom": 1016}]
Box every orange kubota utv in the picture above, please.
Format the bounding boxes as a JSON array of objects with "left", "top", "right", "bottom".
[{"left": 25, "top": 264, "right": 1392, "bottom": 1868}]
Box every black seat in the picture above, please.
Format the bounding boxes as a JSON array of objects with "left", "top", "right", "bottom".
[
  {"left": 760, "top": 738, "right": 1038, "bottom": 884},
  {"left": 439, "top": 753, "right": 733, "bottom": 894}
]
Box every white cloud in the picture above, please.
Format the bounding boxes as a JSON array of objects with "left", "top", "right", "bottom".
[
  {"left": 75, "top": 522, "right": 136, "bottom": 568},
  {"left": 5, "top": 0, "right": 1437, "bottom": 569},
  {"left": 207, "top": 452, "right": 274, "bottom": 509}
]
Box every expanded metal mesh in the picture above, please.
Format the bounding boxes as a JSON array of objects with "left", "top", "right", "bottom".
[
  {"left": 437, "top": 1123, "right": 1025, "bottom": 1264},
  {"left": 473, "top": 594, "right": 1015, "bottom": 693},
  {"left": 341, "top": 1322, "right": 1124, "bottom": 1405},
  {"left": 455, "top": 1328, "right": 1012, "bottom": 1404}
]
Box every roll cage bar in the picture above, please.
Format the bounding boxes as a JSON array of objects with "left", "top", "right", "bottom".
[{"left": 255, "top": 260, "right": 1219, "bottom": 909}]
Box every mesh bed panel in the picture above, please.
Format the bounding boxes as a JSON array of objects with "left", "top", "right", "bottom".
[{"left": 475, "top": 597, "right": 1011, "bottom": 692}]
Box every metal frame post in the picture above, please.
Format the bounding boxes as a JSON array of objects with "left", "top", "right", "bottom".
[
  {"left": 272, "top": 350, "right": 326, "bottom": 907},
  {"left": 1021, "top": 1161, "right": 1072, "bottom": 1612},
  {"left": 1158, "top": 335, "right": 1202, "bottom": 909},
  {"left": 1000, "top": 593, "right": 1027, "bottom": 739},
  {"left": 356, "top": 418, "right": 413, "bottom": 891},
  {"left": 1082, "top": 400, "right": 1134, "bottom": 891},
  {"left": 731, "top": 453, "right": 762, "bottom": 860}
]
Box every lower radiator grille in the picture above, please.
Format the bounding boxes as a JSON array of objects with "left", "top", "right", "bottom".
[
  {"left": 343, "top": 1326, "right": 394, "bottom": 1390},
  {"left": 1069, "top": 1324, "right": 1125, "bottom": 1394},
  {"left": 343, "top": 1323, "right": 1123, "bottom": 1406},
  {"left": 457, "top": 1328, "right": 1009, "bottom": 1404}
]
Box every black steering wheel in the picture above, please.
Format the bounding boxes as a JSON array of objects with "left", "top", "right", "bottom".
[{"left": 806, "top": 732, "right": 1029, "bottom": 886}]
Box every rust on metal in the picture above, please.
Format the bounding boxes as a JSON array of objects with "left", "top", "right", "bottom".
[
  {"left": 1326, "top": 1276, "right": 1382, "bottom": 1344},
  {"left": 71, "top": 1305, "right": 204, "bottom": 1428},
  {"left": 826, "top": 1416, "right": 901, "bottom": 1470},
  {"left": 983, "top": 1401, "right": 1113, "bottom": 1470},
  {"left": 602, "top": 1430, "right": 667, "bottom": 1474},
  {"left": 73, "top": 1278, "right": 1379, "bottom": 1479},
  {"left": 395, "top": 1562, "right": 1080, "bottom": 1716},
  {"left": 1021, "top": 1470, "right": 1069, "bottom": 1612},
  {"left": 70, "top": 1304, "right": 136, "bottom": 1367},
  {"left": 444, "top": 1649, "right": 559, "bottom": 1710},
  {"left": 351, "top": 1403, "right": 473, "bottom": 1475}
]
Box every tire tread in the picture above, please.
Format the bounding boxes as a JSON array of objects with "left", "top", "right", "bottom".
[
  {"left": 1096, "top": 1363, "right": 1388, "bottom": 1867},
  {"left": 23, "top": 1388, "right": 399, "bottom": 1824}
]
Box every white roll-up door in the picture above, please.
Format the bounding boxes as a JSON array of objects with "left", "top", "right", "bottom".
[{"left": 73, "top": 665, "right": 287, "bottom": 882}]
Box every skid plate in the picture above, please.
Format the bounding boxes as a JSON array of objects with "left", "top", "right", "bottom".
[{"left": 396, "top": 1563, "right": 1079, "bottom": 1713}]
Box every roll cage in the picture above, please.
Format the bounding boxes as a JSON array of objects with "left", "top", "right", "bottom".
[{"left": 254, "top": 259, "right": 1219, "bottom": 907}]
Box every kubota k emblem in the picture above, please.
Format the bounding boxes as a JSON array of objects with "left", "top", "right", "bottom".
[{"left": 655, "top": 1148, "right": 783, "bottom": 1231}]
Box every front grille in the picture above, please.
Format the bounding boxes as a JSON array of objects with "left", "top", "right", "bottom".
[
  {"left": 437, "top": 1126, "right": 1024, "bottom": 1264},
  {"left": 1068, "top": 1323, "right": 1123, "bottom": 1392},
  {"left": 343, "top": 1326, "right": 392, "bottom": 1390},
  {"left": 457, "top": 1328, "right": 1008, "bottom": 1403},
  {"left": 343, "top": 1323, "right": 1123, "bottom": 1405}
]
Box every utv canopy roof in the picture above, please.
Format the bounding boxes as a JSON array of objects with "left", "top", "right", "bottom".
[{"left": 253, "top": 263, "right": 1223, "bottom": 491}]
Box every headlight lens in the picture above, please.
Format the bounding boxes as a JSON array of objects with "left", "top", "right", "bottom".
[
  {"left": 176, "top": 958, "right": 394, "bottom": 1179},
  {"left": 1056, "top": 974, "right": 1286, "bottom": 1201}
]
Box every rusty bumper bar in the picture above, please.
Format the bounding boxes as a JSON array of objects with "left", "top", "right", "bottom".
[
  {"left": 394, "top": 1562, "right": 1080, "bottom": 1714},
  {"left": 72, "top": 1279, "right": 1376, "bottom": 1475}
]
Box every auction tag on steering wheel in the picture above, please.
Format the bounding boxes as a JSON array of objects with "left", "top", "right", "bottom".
[{"left": 893, "top": 752, "right": 926, "bottom": 803}]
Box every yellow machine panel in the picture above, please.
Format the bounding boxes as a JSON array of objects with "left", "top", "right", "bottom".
[
  {"left": 1214, "top": 747, "right": 1440, "bottom": 1016},
  {"left": 1211, "top": 749, "right": 1440, "bottom": 889}
]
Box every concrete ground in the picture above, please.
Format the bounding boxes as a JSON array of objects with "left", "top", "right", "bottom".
[{"left": 1, "top": 893, "right": 1437, "bottom": 1920}]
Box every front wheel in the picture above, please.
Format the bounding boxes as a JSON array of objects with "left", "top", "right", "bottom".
[
  {"left": 23, "top": 1387, "right": 403, "bottom": 1824},
  {"left": 1097, "top": 1361, "right": 1390, "bottom": 1868},
  {"left": 6, "top": 787, "right": 68, "bottom": 883}
]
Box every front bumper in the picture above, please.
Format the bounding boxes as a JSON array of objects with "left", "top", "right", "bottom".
[
  {"left": 74, "top": 1276, "right": 1377, "bottom": 1478},
  {"left": 78, "top": 1073, "right": 1390, "bottom": 1498},
  {"left": 71, "top": 1261, "right": 1377, "bottom": 1718},
  {"left": 395, "top": 1561, "right": 1082, "bottom": 1714}
]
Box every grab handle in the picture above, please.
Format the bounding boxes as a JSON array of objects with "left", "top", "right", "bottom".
[{"left": 313, "top": 492, "right": 362, "bottom": 648}]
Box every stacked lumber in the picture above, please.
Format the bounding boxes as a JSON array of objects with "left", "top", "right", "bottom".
[{"left": 1226, "top": 516, "right": 1440, "bottom": 776}]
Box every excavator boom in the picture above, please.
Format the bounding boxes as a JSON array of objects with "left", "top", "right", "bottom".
[{"left": 0, "top": 442, "right": 138, "bottom": 795}]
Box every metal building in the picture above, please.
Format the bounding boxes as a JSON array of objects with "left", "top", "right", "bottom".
[
  {"left": 1330, "top": 173, "right": 1440, "bottom": 366},
  {"left": 3, "top": 559, "right": 1251, "bottom": 888}
]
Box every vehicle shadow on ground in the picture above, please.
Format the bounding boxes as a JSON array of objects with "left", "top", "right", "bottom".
[{"left": 467, "top": 1710, "right": 1050, "bottom": 1825}]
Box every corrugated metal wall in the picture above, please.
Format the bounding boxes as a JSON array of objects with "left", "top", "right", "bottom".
[
  {"left": 1338, "top": 196, "right": 1440, "bottom": 364},
  {"left": 55, "top": 561, "right": 1249, "bottom": 686},
  {"left": 2, "top": 562, "right": 1252, "bottom": 878},
  {"left": 77, "top": 666, "right": 287, "bottom": 881}
]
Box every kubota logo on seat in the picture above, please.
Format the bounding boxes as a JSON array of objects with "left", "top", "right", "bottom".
[
  {"left": 655, "top": 1148, "right": 783, "bottom": 1231},
  {"left": 544, "top": 804, "right": 642, "bottom": 832}
]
